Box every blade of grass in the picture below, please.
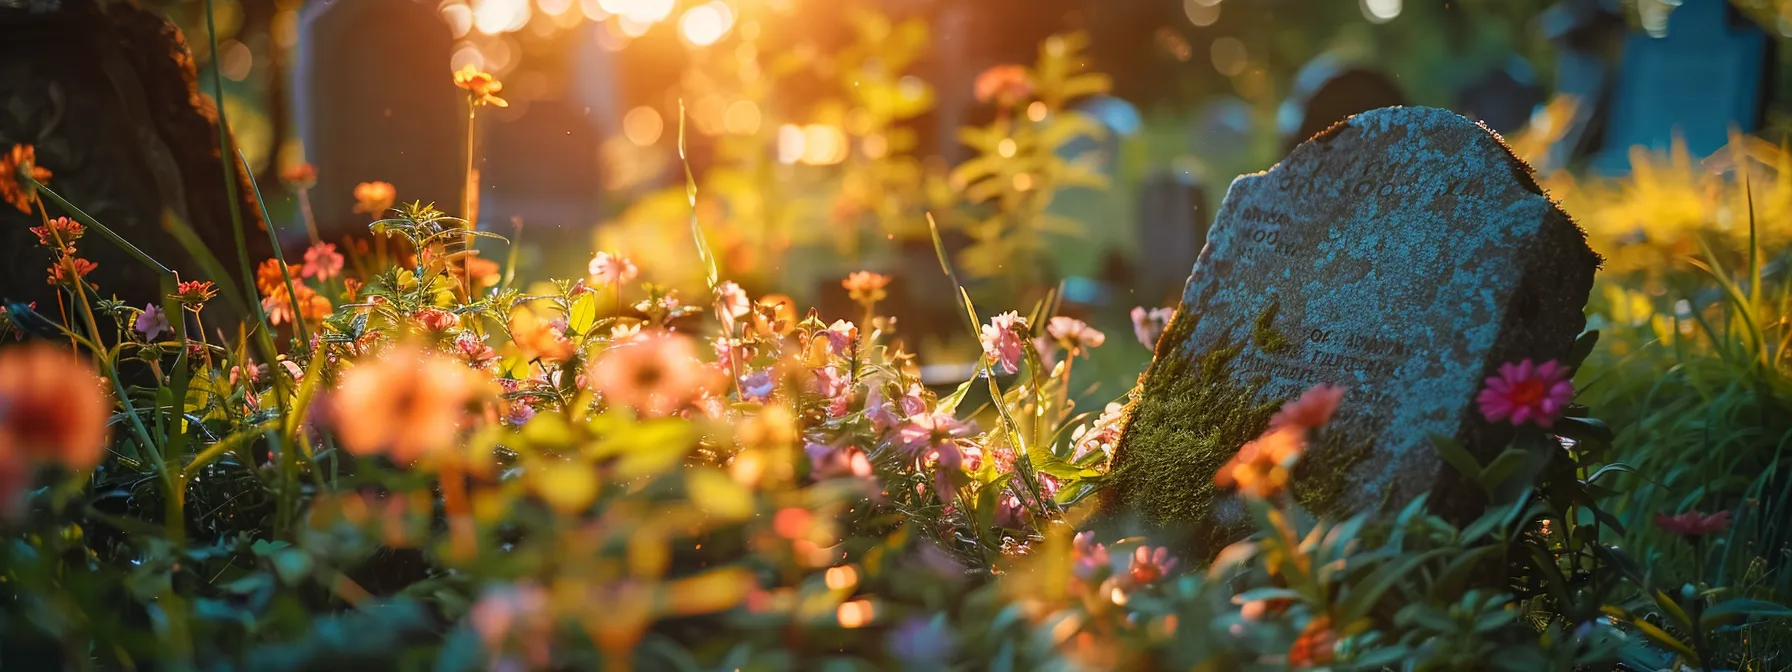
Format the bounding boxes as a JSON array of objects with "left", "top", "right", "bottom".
[
  {"left": 679, "top": 100, "right": 718, "bottom": 290},
  {"left": 238, "top": 149, "right": 310, "bottom": 345}
]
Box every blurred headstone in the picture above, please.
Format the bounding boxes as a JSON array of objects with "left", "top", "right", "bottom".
[
  {"left": 481, "top": 100, "right": 602, "bottom": 231},
  {"left": 1061, "top": 95, "right": 1140, "bottom": 172},
  {"left": 1277, "top": 55, "right": 1406, "bottom": 154},
  {"left": 1454, "top": 56, "right": 1545, "bottom": 135},
  {"left": 1104, "top": 107, "right": 1598, "bottom": 554},
  {"left": 1134, "top": 170, "right": 1209, "bottom": 305},
  {"left": 1540, "top": 0, "right": 1626, "bottom": 169},
  {"left": 0, "top": 0, "right": 266, "bottom": 313},
  {"left": 1193, "top": 95, "right": 1255, "bottom": 159},
  {"left": 1590, "top": 0, "right": 1773, "bottom": 174},
  {"left": 295, "top": 0, "right": 460, "bottom": 237}
]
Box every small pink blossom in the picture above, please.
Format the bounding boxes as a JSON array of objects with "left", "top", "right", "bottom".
[
  {"left": 715, "top": 281, "right": 750, "bottom": 325},
  {"left": 415, "top": 308, "right": 458, "bottom": 332},
  {"left": 806, "top": 442, "right": 873, "bottom": 479},
  {"left": 1127, "top": 546, "right": 1179, "bottom": 586},
  {"left": 454, "top": 332, "right": 499, "bottom": 368},
  {"left": 134, "top": 304, "right": 168, "bottom": 341},
  {"left": 610, "top": 323, "right": 641, "bottom": 343},
  {"left": 896, "top": 411, "right": 976, "bottom": 458},
  {"left": 821, "top": 319, "right": 858, "bottom": 356},
  {"left": 1269, "top": 383, "right": 1346, "bottom": 430},
  {"left": 1476, "top": 359, "right": 1574, "bottom": 428},
  {"left": 979, "top": 311, "right": 1028, "bottom": 375},
  {"left": 1130, "top": 306, "right": 1173, "bottom": 348},
  {"left": 470, "top": 582, "right": 552, "bottom": 668},
  {"left": 1071, "top": 402, "right": 1126, "bottom": 461},
  {"left": 811, "top": 366, "right": 849, "bottom": 399},
  {"left": 587, "top": 251, "right": 638, "bottom": 285},
  {"left": 866, "top": 382, "right": 926, "bottom": 432},
  {"left": 1071, "top": 532, "right": 1111, "bottom": 582},
  {"left": 302, "top": 243, "right": 344, "bottom": 280}
]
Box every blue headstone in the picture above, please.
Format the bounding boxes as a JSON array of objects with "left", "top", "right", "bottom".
[
  {"left": 1590, "top": 0, "right": 1772, "bottom": 174},
  {"left": 1455, "top": 56, "right": 1544, "bottom": 135}
]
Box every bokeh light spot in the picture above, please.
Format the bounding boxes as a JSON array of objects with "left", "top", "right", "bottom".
[
  {"left": 623, "top": 106, "right": 664, "bottom": 146},
  {"left": 1210, "top": 37, "right": 1247, "bottom": 76},
  {"left": 723, "top": 101, "right": 762, "bottom": 135}
]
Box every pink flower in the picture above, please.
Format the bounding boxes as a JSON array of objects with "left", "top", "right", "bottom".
[
  {"left": 586, "top": 332, "right": 717, "bottom": 417},
  {"left": 416, "top": 308, "right": 458, "bottom": 332},
  {"left": 1046, "top": 316, "right": 1105, "bottom": 353},
  {"left": 996, "top": 492, "right": 1031, "bottom": 530},
  {"left": 821, "top": 319, "right": 858, "bottom": 356},
  {"left": 470, "top": 582, "right": 553, "bottom": 667},
  {"left": 454, "top": 332, "right": 499, "bottom": 369},
  {"left": 1071, "top": 532, "right": 1111, "bottom": 582},
  {"left": 1130, "top": 306, "right": 1173, "bottom": 348},
  {"left": 1654, "top": 510, "right": 1732, "bottom": 538},
  {"left": 896, "top": 412, "right": 976, "bottom": 458},
  {"left": 866, "top": 382, "right": 926, "bottom": 433},
  {"left": 1071, "top": 402, "right": 1126, "bottom": 461},
  {"left": 134, "top": 304, "right": 168, "bottom": 341},
  {"left": 1269, "top": 383, "right": 1346, "bottom": 430},
  {"left": 806, "top": 442, "right": 873, "bottom": 479},
  {"left": 587, "top": 251, "right": 638, "bottom": 285},
  {"left": 811, "top": 366, "right": 849, "bottom": 399},
  {"left": 302, "top": 243, "right": 344, "bottom": 280},
  {"left": 712, "top": 337, "right": 744, "bottom": 372},
  {"left": 1127, "top": 546, "right": 1179, "bottom": 586},
  {"left": 740, "top": 370, "right": 774, "bottom": 402},
  {"left": 1476, "top": 359, "right": 1574, "bottom": 428},
  {"left": 715, "top": 281, "right": 750, "bottom": 325},
  {"left": 979, "top": 311, "right": 1028, "bottom": 375}
]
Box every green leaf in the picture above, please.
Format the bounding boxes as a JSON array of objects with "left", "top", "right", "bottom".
[
  {"left": 272, "top": 548, "right": 315, "bottom": 586},
  {"left": 1337, "top": 548, "right": 1449, "bottom": 624},
  {"left": 1651, "top": 589, "right": 1693, "bottom": 631},
  {"left": 1563, "top": 330, "right": 1599, "bottom": 368},
  {"left": 1477, "top": 448, "right": 1534, "bottom": 493},
  {"left": 1553, "top": 416, "right": 1614, "bottom": 445},
  {"left": 1429, "top": 434, "right": 1482, "bottom": 482},
  {"left": 1700, "top": 598, "right": 1792, "bottom": 630}
]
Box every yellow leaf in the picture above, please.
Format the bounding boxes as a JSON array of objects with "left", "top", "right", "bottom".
[
  {"left": 530, "top": 462, "right": 598, "bottom": 515},
  {"left": 687, "top": 468, "right": 755, "bottom": 521}
]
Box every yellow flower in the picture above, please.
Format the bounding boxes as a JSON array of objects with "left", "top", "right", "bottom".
[{"left": 453, "top": 65, "right": 509, "bottom": 108}]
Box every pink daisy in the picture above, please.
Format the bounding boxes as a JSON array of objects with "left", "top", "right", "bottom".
[
  {"left": 1476, "top": 359, "right": 1574, "bottom": 428},
  {"left": 979, "top": 311, "right": 1028, "bottom": 375},
  {"left": 302, "top": 243, "right": 344, "bottom": 280}
]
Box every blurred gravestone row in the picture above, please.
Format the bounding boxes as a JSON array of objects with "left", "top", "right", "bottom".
[
  {"left": 1133, "top": 171, "right": 1209, "bottom": 307},
  {"left": 1105, "top": 107, "right": 1599, "bottom": 555},
  {"left": 1454, "top": 56, "right": 1545, "bottom": 136},
  {"left": 295, "top": 0, "right": 460, "bottom": 240},
  {"left": 1277, "top": 54, "right": 1407, "bottom": 154},
  {"left": 0, "top": 0, "right": 265, "bottom": 315}
]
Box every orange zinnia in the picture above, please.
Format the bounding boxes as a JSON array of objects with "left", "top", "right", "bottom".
[
  {"left": 0, "top": 343, "right": 111, "bottom": 470},
  {"left": 510, "top": 307, "right": 575, "bottom": 363},
  {"left": 331, "top": 343, "right": 488, "bottom": 464},
  {"left": 2, "top": 144, "right": 52, "bottom": 213},
  {"left": 1213, "top": 426, "right": 1305, "bottom": 499}
]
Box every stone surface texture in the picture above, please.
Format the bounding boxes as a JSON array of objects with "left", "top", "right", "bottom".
[{"left": 1106, "top": 106, "right": 1599, "bottom": 551}]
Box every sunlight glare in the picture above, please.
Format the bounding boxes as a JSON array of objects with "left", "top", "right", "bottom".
[
  {"left": 1361, "top": 0, "right": 1401, "bottom": 23},
  {"left": 680, "top": 2, "right": 735, "bottom": 46}
]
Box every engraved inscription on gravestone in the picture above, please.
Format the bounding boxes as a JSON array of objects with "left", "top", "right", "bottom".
[{"left": 1105, "top": 107, "right": 1599, "bottom": 552}]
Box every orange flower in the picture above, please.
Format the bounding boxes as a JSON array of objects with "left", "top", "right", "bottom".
[
  {"left": 1213, "top": 425, "right": 1305, "bottom": 499},
  {"left": 256, "top": 258, "right": 293, "bottom": 295},
  {"left": 2, "top": 144, "right": 52, "bottom": 213},
  {"left": 331, "top": 343, "right": 487, "bottom": 464},
  {"left": 170, "top": 280, "right": 218, "bottom": 309},
  {"left": 973, "top": 65, "right": 1032, "bottom": 107},
  {"left": 842, "top": 271, "right": 891, "bottom": 306},
  {"left": 1287, "top": 615, "right": 1337, "bottom": 667},
  {"left": 453, "top": 254, "right": 501, "bottom": 291},
  {"left": 30, "top": 217, "right": 83, "bottom": 251},
  {"left": 0, "top": 343, "right": 110, "bottom": 470},
  {"left": 453, "top": 65, "right": 509, "bottom": 108},
  {"left": 354, "top": 181, "right": 397, "bottom": 216},
  {"left": 46, "top": 255, "right": 97, "bottom": 286},
  {"left": 343, "top": 277, "right": 364, "bottom": 301},
  {"left": 585, "top": 332, "right": 717, "bottom": 417},
  {"left": 510, "top": 307, "right": 575, "bottom": 363},
  {"left": 281, "top": 162, "right": 317, "bottom": 189},
  {"left": 262, "top": 283, "right": 332, "bottom": 326}
]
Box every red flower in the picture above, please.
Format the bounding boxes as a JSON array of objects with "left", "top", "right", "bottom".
[
  {"left": 1287, "top": 615, "right": 1337, "bottom": 667},
  {"left": 1654, "top": 510, "right": 1732, "bottom": 538},
  {"left": 30, "top": 217, "right": 83, "bottom": 250},
  {"left": 1476, "top": 359, "right": 1574, "bottom": 428},
  {"left": 1269, "top": 383, "right": 1346, "bottom": 430},
  {"left": 47, "top": 256, "right": 97, "bottom": 286}
]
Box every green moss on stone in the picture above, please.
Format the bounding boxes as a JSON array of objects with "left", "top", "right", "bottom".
[{"left": 1252, "top": 297, "right": 1291, "bottom": 353}]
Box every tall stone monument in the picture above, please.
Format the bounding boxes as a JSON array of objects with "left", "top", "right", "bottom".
[{"left": 1104, "top": 107, "right": 1599, "bottom": 554}]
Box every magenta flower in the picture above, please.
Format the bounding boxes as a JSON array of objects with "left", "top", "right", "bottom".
[
  {"left": 811, "top": 366, "right": 849, "bottom": 399},
  {"left": 1655, "top": 510, "right": 1732, "bottom": 538},
  {"left": 302, "top": 242, "right": 344, "bottom": 280},
  {"left": 979, "top": 311, "right": 1028, "bottom": 375},
  {"left": 134, "top": 304, "right": 168, "bottom": 341},
  {"left": 806, "top": 442, "right": 872, "bottom": 479},
  {"left": 1130, "top": 306, "right": 1173, "bottom": 348},
  {"left": 1476, "top": 359, "right": 1574, "bottom": 428}
]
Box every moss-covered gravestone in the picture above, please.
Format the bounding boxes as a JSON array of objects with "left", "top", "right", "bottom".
[{"left": 1105, "top": 106, "right": 1598, "bottom": 554}]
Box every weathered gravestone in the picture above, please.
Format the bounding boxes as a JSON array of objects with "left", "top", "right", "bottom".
[
  {"left": 1104, "top": 107, "right": 1599, "bottom": 554},
  {"left": 295, "top": 0, "right": 460, "bottom": 237},
  {"left": 0, "top": 0, "right": 266, "bottom": 314},
  {"left": 1589, "top": 0, "right": 1772, "bottom": 175},
  {"left": 1134, "top": 170, "right": 1210, "bottom": 306}
]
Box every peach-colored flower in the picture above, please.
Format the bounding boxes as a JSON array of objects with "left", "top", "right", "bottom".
[
  {"left": 1046, "top": 316, "right": 1106, "bottom": 354},
  {"left": 343, "top": 277, "right": 364, "bottom": 301},
  {"left": 1287, "top": 615, "right": 1337, "bottom": 667},
  {"left": 331, "top": 343, "right": 487, "bottom": 464},
  {"left": 46, "top": 256, "right": 97, "bottom": 286},
  {"left": 30, "top": 217, "right": 83, "bottom": 251},
  {"left": 974, "top": 65, "right": 1032, "bottom": 107},
  {"left": 715, "top": 281, "right": 750, "bottom": 326},
  {"left": 842, "top": 271, "right": 891, "bottom": 305},
  {"left": 588, "top": 251, "right": 638, "bottom": 285},
  {"left": 353, "top": 181, "right": 397, "bottom": 215},
  {"left": 979, "top": 311, "right": 1028, "bottom": 375},
  {"left": 0, "top": 343, "right": 110, "bottom": 470},
  {"left": 1269, "top": 383, "right": 1346, "bottom": 430},
  {"left": 281, "top": 162, "right": 317, "bottom": 189},
  {"left": 509, "top": 307, "right": 575, "bottom": 363},
  {"left": 585, "top": 332, "right": 717, "bottom": 417},
  {"left": 1213, "top": 425, "right": 1306, "bottom": 499},
  {"left": 416, "top": 308, "right": 458, "bottom": 332},
  {"left": 453, "top": 65, "right": 510, "bottom": 108},
  {"left": 262, "top": 284, "right": 332, "bottom": 326},
  {"left": 302, "top": 243, "right": 345, "bottom": 280},
  {"left": 2, "top": 144, "right": 52, "bottom": 213}
]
